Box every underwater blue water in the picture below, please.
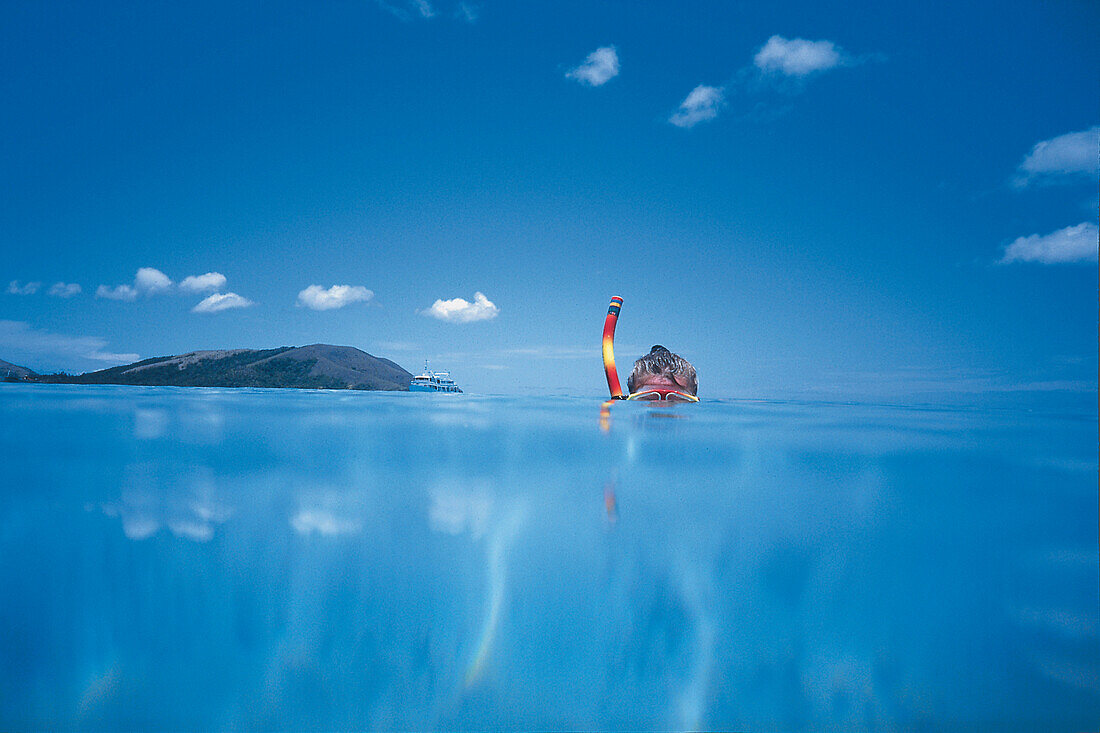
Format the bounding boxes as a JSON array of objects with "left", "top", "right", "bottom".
[{"left": 0, "top": 384, "right": 1096, "bottom": 731}]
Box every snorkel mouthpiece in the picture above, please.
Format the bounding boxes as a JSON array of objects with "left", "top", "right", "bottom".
[{"left": 603, "top": 296, "right": 624, "bottom": 398}]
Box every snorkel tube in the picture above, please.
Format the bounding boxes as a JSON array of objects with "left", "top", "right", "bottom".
[{"left": 603, "top": 296, "right": 625, "bottom": 398}]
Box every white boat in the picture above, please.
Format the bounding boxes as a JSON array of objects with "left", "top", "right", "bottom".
[{"left": 408, "top": 362, "right": 462, "bottom": 392}]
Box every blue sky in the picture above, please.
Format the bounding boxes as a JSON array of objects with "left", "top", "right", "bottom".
[{"left": 2, "top": 0, "right": 1097, "bottom": 399}]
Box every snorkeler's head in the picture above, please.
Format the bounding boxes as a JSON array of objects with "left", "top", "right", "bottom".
[{"left": 626, "top": 345, "right": 697, "bottom": 396}]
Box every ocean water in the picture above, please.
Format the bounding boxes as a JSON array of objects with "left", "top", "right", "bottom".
[{"left": 1, "top": 384, "right": 1096, "bottom": 731}]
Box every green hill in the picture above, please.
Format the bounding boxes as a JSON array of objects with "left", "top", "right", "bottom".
[{"left": 36, "top": 344, "right": 413, "bottom": 390}]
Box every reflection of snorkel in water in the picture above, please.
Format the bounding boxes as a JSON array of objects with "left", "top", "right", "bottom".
[{"left": 603, "top": 481, "right": 618, "bottom": 524}]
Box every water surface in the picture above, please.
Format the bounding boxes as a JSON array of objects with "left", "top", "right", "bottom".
[{"left": 1, "top": 385, "right": 1096, "bottom": 730}]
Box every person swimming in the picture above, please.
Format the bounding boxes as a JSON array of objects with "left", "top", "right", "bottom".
[
  {"left": 625, "top": 345, "right": 698, "bottom": 402},
  {"left": 602, "top": 297, "right": 699, "bottom": 402}
]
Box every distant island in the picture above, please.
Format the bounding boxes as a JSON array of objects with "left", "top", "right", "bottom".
[
  {"left": 3, "top": 345, "right": 414, "bottom": 391},
  {"left": 1, "top": 358, "right": 39, "bottom": 382}
]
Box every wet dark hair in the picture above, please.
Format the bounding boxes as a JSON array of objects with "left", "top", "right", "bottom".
[{"left": 626, "top": 345, "right": 698, "bottom": 395}]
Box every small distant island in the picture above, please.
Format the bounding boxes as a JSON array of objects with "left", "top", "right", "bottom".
[
  {"left": 1, "top": 358, "right": 39, "bottom": 382},
  {"left": 2, "top": 345, "right": 414, "bottom": 391}
]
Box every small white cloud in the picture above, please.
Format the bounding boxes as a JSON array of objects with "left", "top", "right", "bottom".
[
  {"left": 502, "top": 346, "right": 597, "bottom": 359},
  {"left": 373, "top": 0, "right": 409, "bottom": 20},
  {"left": 297, "top": 284, "right": 374, "bottom": 311},
  {"left": 48, "top": 282, "right": 82, "bottom": 298},
  {"left": 423, "top": 291, "right": 500, "bottom": 323},
  {"left": 192, "top": 292, "right": 253, "bottom": 313},
  {"left": 179, "top": 272, "right": 228, "bottom": 292},
  {"left": 456, "top": 1, "right": 478, "bottom": 22},
  {"left": 1016, "top": 126, "right": 1100, "bottom": 186},
  {"left": 96, "top": 284, "right": 138, "bottom": 301},
  {"left": 375, "top": 0, "right": 430, "bottom": 20},
  {"left": 376, "top": 340, "right": 419, "bottom": 351},
  {"left": 134, "top": 267, "right": 172, "bottom": 294},
  {"left": 567, "top": 46, "right": 620, "bottom": 87},
  {"left": 375, "top": 0, "right": 470, "bottom": 23},
  {"left": 6, "top": 280, "right": 41, "bottom": 295},
  {"left": 291, "top": 508, "right": 361, "bottom": 537},
  {"left": 121, "top": 515, "right": 160, "bottom": 540},
  {"left": 1000, "top": 222, "right": 1098, "bottom": 264},
  {"left": 669, "top": 85, "right": 725, "bottom": 128},
  {"left": 754, "top": 35, "right": 843, "bottom": 77}
]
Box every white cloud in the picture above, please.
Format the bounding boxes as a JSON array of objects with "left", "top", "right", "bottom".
[
  {"left": 134, "top": 267, "right": 172, "bottom": 294},
  {"left": 374, "top": 0, "right": 451, "bottom": 21},
  {"left": 373, "top": 0, "right": 410, "bottom": 20},
  {"left": 502, "top": 346, "right": 598, "bottom": 359},
  {"left": 6, "top": 280, "right": 41, "bottom": 295},
  {"left": 120, "top": 515, "right": 159, "bottom": 540},
  {"left": 754, "top": 35, "right": 843, "bottom": 77},
  {"left": 1016, "top": 126, "right": 1100, "bottom": 186},
  {"left": 291, "top": 508, "right": 361, "bottom": 537},
  {"left": 0, "top": 320, "right": 139, "bottom": 367},
  {"left": 669, "top": 85, "right": 725, "bottom": 128},
  {"left": 456, "top": 1, "right": 478, "bottom": 22},
  {"left": 97, "top": 267, "right": 172, "bottom": 301},
  {"left": 169, "top": 521, "right": 215, "bottom": 542},
  {"left": 297, "top": 284, "right": 374, "bottom": 311},
  {"left": 48, "top": 282, "right": 82, "bottom": 298},
  {"left": 376, "top": 340, "right": 420, "bottom": 352},
  {"left": 96, "top": 284, "right": 138, "bottom": 301},
  {"left": 192, "top": 292, "right": 253, "bottom": 313},
  {"left": 423, "top": 291, "right": 500, "bottom": 323},
  {"left": 1000, "top": 222, "right": 1098, "bottom": 264},
  {"left": 567, "top": 46, "right": 620, "bottom": 87},
  {"left": 179, "top": 272, "right": 227, "bottom": 292}
]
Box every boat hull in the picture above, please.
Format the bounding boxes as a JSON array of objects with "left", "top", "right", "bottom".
[
  {"left": 409, "top": 383, "right": 462, "bottom": 393},
  {"left": 409, "top": 364, "right": 462, "bottom": 392}
]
